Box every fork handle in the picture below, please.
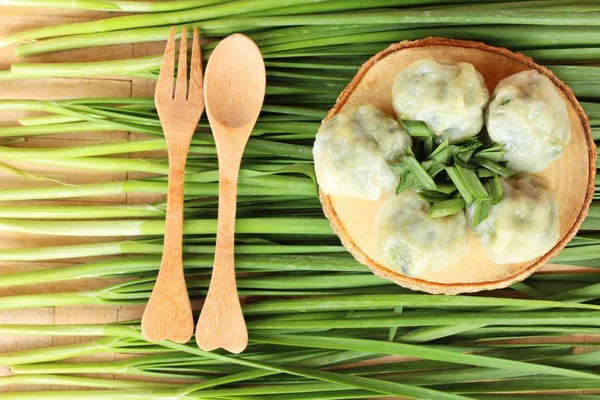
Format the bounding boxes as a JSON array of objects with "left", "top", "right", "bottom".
[
  {"left": 141, "top": 144, "right": 194, "bottom": 344},
  {"left": 196, "top": 155, "right": 248, "bottom": 354}
]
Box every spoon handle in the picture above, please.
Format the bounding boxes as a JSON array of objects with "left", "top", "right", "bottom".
[
  {"left": 196, "top": 152, "right": 248, "bottom": 354},
  {"left": 142, "top": 144, "right": 194, "bottom": 343}
]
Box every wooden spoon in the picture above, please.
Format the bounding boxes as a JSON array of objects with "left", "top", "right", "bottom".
[{"left": 195, "top": 34, "right": 266, "bottom": 353}]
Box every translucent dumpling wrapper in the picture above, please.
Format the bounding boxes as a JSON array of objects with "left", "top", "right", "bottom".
[
  {"left": 392, "top": 59, "right": 489, "bottom": 143},
  {"left": 313, "top": 104, "right": 412, "bottom": 200},
  {"left": 486, "top": 70, "right": 571, "bottom": 173},
  {"left": 375, "top": 190, "right": 469, "bottom": 277},
  {"left": 468, "top": 175, "right": 560, "bottom": 264}
]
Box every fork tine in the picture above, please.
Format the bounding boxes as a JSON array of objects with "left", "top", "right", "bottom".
[
  {"left": 175, "top": 26, "right": 188, "bottom": 100},
  {"left": 188, "top": 28, "right": 203, "bottom": 104},
  {"left": 155, "top": 26, "right": 177, "bottom": 102}
]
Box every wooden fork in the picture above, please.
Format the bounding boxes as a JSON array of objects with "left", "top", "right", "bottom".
[{"left": 141, "top": 26, "right": 204, "bottom": 344}]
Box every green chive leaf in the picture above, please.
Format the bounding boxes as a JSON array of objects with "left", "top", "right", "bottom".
[
  {"left": 428, "top": 138, "right": 450, "bottom": 165},
  {"left": 401, "top": 156, "right": 437, "bottom": 191},
  {"left": 476, "top": 168, "right": 496, "bottom": 178},
  {"left": 485, "top": 175, "right": 504, "bottom": 205},
  {"left": 429, "top": 198, "right": 466, "bottom": 219},
  {"left": 397, "top": 173, "right": 420, "bottom": 194},
  {"left": 426, "top": 162, "right": 446, "bottom": 178},
  {"left": 456, "top": 165, "right": 490, "bottom": 201},
  {"left": 471, "top": 197, "right": 492, "bottom": 227},
  {"left": 477, "top": 158, "right": 515, "bottom": 178},
  {"left": 424, "top": 136, "right": 434, "bottom": 157},
  {"left": 418, "top": 190, "right": 453, "bottom": 203},
  {"left": 445, "top": 166, "right": 475, "bottom": 205},
  {"left": 402, "top": 120, "right": 434, "bottom": 138},
  {"left": 435, "top": 183, "right": 458, "bottom": 195},
  {"left": 389, "top": 162, "right": 408, "bottom": 176}
]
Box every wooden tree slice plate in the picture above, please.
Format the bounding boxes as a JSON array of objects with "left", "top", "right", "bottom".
[{"left": 319, "top": 38, "right": 596, "bottom": 295}]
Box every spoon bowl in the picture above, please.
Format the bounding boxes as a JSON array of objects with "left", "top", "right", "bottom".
[{"left": 204, "top": 34, "right": 265, "bottom": 129}]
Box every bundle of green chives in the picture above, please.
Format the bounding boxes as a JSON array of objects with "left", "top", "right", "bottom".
[
  {"left": 0, "top": 0, "right": 231, "bottom": 12},
  {"left": 1, "top": 2, "right": 600, "bottom": 399},
  {"left": 0, "top": 7, "right": 598, "bottom": 59},
  {"left": 3, "top": 307, "right": 600, "bottom": 398}
]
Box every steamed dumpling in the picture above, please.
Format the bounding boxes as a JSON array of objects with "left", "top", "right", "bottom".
[
  {"left": 392, "top": 59, "right": 489, "bottom": 143},
  {"left": 468, "top": 175, "right": 559, "bottom": 264},
  {"left": 375, "top": 190, "right": 469, "bottom": 277},
  {"left": 486, "top": 70, "right": 570, "bottom": 173},
  {"left": 313, "top": 104, "right": 412, "bottom": 200}
]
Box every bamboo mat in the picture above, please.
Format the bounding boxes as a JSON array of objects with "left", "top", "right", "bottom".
[{"left": 0, "top": 5, "right": 598, "bottom": 395}]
